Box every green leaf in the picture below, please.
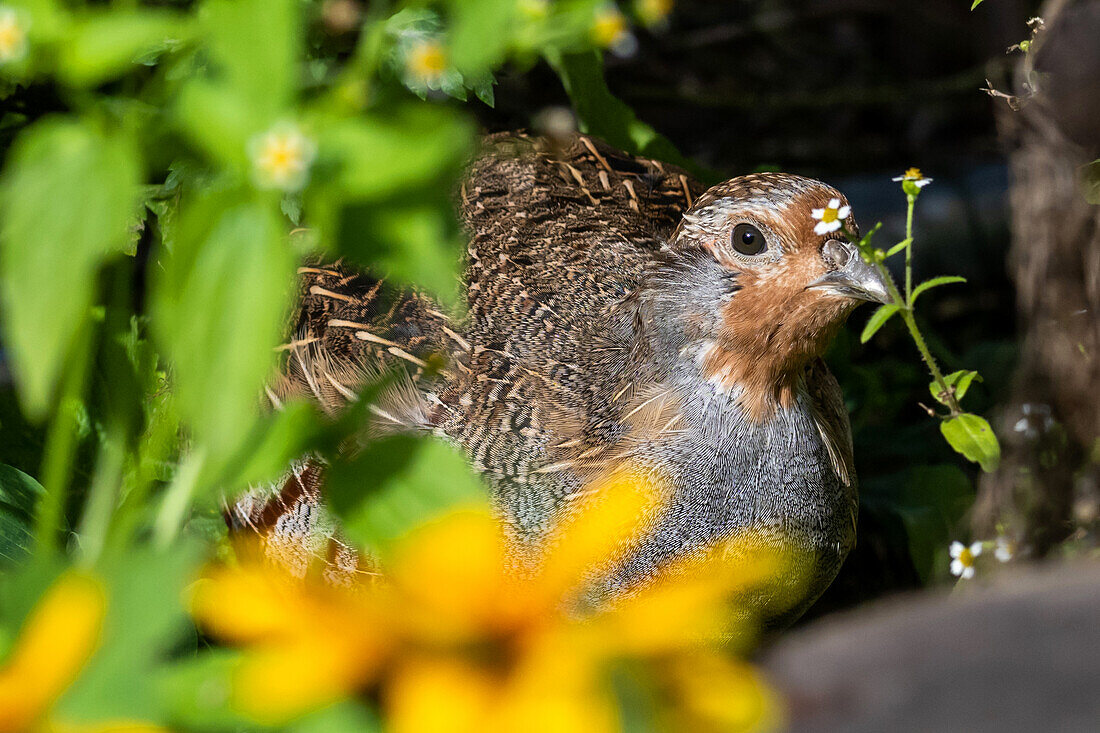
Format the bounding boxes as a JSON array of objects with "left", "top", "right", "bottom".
[
  {"left": 57, "top": 546, "right": 202, "bottom": 725},
  {"left": 217, "top": 399, "right": 324, "bottom": 490},
  {"left": 289, "top": 701, "right": 382, "bottom": 733},
  {"left": 0, "top": 464, "right": 44, "bottom": 567},
  {"left": 941, "top": 413, "right": 1001, "bottom": 472},
  {"left": 150, "top": 192, "right": 295, "bottom": 467},
  {"left": 860, "top": 303, "right": 900, "bottom": 343},
  {"left": 449, "top": 0, "right": 517, "bottom": 75},
  {"left": 910, "top": 275, "right": 966, "bottom": 304},
  {"left": 326, "top": 434, "right": 488, "bottom": 555},
  {"left": 0, "top": 118, "right": 140, "bottom": 420},
  {"left": 971, "top": 0, "right": 985, "bottom": 9},
  {"left": 57, "top": 10, "right": 192, "bottom": 88},
  {"left": 929, "top": 370, "right": 982, "bottom": 406},
  {"left": 203, "top": 0, "right": 299, "bottom": 120},
  {"left": 886, "top": 238, "right": 911, "bottom": 257}
]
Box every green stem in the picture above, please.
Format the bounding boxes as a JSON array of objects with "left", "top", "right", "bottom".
[
  {"left": 76, "top": 431, "right": 125, "bottom": 566},
  {"left": 152, "top": 447, "right": 205, "bottom": 549},
  {"left": 33, "top": 321, "right": 95, "bottom": 555},
  {"left": 904, "top": 194, "right": 915, "bottom": 301}
]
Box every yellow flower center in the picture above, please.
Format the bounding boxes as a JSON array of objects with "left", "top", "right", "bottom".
[
  {"left": 637, "top": 0, "right": 674, "bottom": 25},
  {"left": 958, "top": 547, "right": 974, "bottom": 566},
  {"left": 0, "top": 14, "right": 26, "bottom": 62},
  {"left": 407, "top": 40, "right": 447, "bottom": 82},
  {"left": 591, "top": 8, "right": 628, "bottom": 47},
  {"left": 904, "top": 167, "right": 924, "bottom": 180},
  {"left": 821, "top": 207, "right": 839, "bottom": 224},
  {"left": 250, "top": 125, "right": 315, "bottom": 191}
]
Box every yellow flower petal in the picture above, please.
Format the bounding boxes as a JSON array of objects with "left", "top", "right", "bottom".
[
  {"left": 0, "top": 571, "right": 106, "bottom": 733},
  {"left": 660, "top": 652, "right": 781, "bottom": 732},
  {"left": 534, "top": 465, "right": 665, "bottom": 607},
  {"left": 386, "top": 657, "right": 495, "bottom": 733}
]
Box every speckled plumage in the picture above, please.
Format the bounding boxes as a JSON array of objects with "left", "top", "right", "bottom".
[{"left": 231, "top": 132, "right": 876, "bottom": 613}]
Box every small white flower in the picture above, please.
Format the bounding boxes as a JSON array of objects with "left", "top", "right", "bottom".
[
  {"left": 404, "top": 37, "right": 447, "bottom": 87},
  {"left": 592, "top": 5, "right": 637, "bottom": 57},
  {"left": 949, "top": 540, "right": 982, "bottom": 579},
  {"left": 994, "top": 536, "right": 1015, "bottom": 562},
  {"left": 0, "top": 6, "right": 30, "bottom": 64},
  {"left": 248, "top": 122, "right": 317, "bottom": 193},
  {"left": 811, "top": 197, "right": 850, "bottom": 235},
  {"left": 892, "top": 167, "right": 933, "bottom": 188}
]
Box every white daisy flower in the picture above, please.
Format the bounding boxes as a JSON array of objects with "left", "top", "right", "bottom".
[
  {"left": 248, "top": 122, "right": 317, "bottom": 193},
  {"left": 892, "top": 167, "right": 933, "bottom": 188},
  {"left": 811, "top": 197, "right": 850, "bottom": 235},
  {"left": 404, "top": 38, "right": 447, "bottom": 87},
  {"left": 0, "top": 6, "right": 29, "bottom": 64},
  {"left": 949, "top": 540, "right": 982, "bottom": 579},
  {"left": 994, "top": 536, "right": 1014, "bottom": 562}
]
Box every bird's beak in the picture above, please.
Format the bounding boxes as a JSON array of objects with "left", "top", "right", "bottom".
[{"left": 807, "top": 241, "right": 891, "bottom": 305}]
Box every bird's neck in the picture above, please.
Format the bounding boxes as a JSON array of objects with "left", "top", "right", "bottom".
[{"left": 634, "top": 253, "right": 847, "bottom": 422}]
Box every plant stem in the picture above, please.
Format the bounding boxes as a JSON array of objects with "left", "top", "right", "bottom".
[
  {"left": 904, "top": 194, "right": 915, "bottom": 301},
  {"left": 34, "top": 321, "right": 95, "bottom": 554}
]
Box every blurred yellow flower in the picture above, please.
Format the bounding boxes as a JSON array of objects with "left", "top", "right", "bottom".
[
  {"left": 591, "top": 5, "right": 635, "bottom": 54},
  {"left": 0, "top": 571, "right": 105, "bottom": 732},
  {"left": 636, "top": 0, "right": 674, "bottom": 27},
  {"left": 405, "top": 39, "right": 447, "bottom": 86},
  {"left": 247, "top": 122, "right": 317, "bottom": 192},
  {"left": 193, "top": 466, "right": 789, "bottom": 731},
  {"left": 0, "top": 6, "right": 28, "bottom": 64}
]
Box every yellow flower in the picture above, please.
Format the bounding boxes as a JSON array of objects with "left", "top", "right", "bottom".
[
  {"left": 636, "top": 0, "right": 674, "bottom": 27},
  {"left": 591, "top": 5, "right": 635, "bottom": 54},
  {"left": 0, "top": 6, "right": 29, "bottom": 64},
  {"left": 247, "top": 122, "right": 317, "bottom": 192},
  {"left": 193, "top": 466, "right": 793, "bottom": 730},
  {"left": 892, "top": 167, "right": 932, "bottom": 188},
  {"left": 0, "top": 572, "right": 105, "bottom": 733},
  {"left": 405, "top": 39, "right": 448, "bottom": 86}
]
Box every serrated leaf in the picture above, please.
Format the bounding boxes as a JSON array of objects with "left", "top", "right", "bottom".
[
  {"left": 886, "top": 238, "right": 911, "bottom": 257},
  {"left": 941, "top": 413, "right": 1001, "bottom": 472},
  {"left": 860, "top": 303, "right": 900, "bottom": 343},
  {"left": 929, "top": 370, "right": 982, "bottom": 406},
  {"left": 326, "top": 435, "right": 488, "bottom": 555},
  {"left": 0, "top": 119, "right": 140, "bottom": 420},
  {"left": 911, "top": 276, "right": 966, "bottom": 304}
]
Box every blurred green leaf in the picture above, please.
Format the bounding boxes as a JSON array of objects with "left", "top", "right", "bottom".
[
  {"left": 0, "top": 464, "right": 44, "bottom": 567},
  {"left": 326, "top": 434, "right": 488, "bottom": 555},
  {"left": 0, "top": 118, "right": 140, "bottom": 420},
  {"left": 175, "top": 81, "right": 255, "bottom": 170},
  {"left": 910, "top": 275, "right": 966, "bottom": 304},
  {"left": 941, "top": 413, "right": 1001, "bottom": 472},
  {"left": 860, "top": 303, "right": 899, "bottom": 343},
  {"left": 56, "top": 546, "right": 202, "bottom": 724},
  {"left": 217, "top": 399, "right": 323, "bottom": 490},
  {"left": 57, "top": 10, "right": 192, "bottom": 88},
  {"left": 203, "top": 0, "right": 298, "bottom": 121},
  {"left": 150, "top": 192, "right": 295, "bottom": 467},
  {"left": 449, "top": 0, "right": 516, "bottom": 74},
  {"left": 289, "top": 701, "right": 382, "bottom": 733},
  {"left": 157, "top": 650, "right": 254, "bottom": 731},
  {"left": 929, "top": 370, "right": 981, "bottom": 406},
  {"left": 971, "top": 0, "right": 985, "bottom": 10},
  {"left": 338, "top": 197, "right": 463, "bottom": 303}
]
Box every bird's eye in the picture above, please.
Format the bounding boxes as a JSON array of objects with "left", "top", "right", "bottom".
[{"left": 731, "top": 223, "right": 767, "bottom": 256}]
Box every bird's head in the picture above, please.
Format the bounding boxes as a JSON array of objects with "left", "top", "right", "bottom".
[{"left": 666, "top": 172, "right": 889, "bottom": 420}]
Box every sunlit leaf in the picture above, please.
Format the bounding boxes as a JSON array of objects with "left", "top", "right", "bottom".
[
  {"left": 971, "top": 0, "right": 985, "bottom": 9},
  {"left": 910, "top": 275, "right": 966, "bottom": 304},
  {"left": 860, "top": 303, "right": 899, "bottom": 343},
  {"left": 449, "top": 0, "right": 516, "bottom": 75},
  {"left": 941, "top": 413, "right": 1001, "bottom": 472},
  {"left": 929, "top": 370, "right": 982, "bottom": 406},
  {"left": 0, "top": 118, "right": 140, "bottom": 419},
  {"left": 326, "top": 435, "right": 488, "bottom": 555}
]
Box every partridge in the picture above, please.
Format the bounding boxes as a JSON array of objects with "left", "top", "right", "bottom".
[{"left": 230, "top": 132, "right": 888, "bottom": 614}]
